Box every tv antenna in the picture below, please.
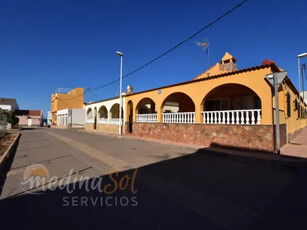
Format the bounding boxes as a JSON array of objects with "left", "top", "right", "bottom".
[{"left": 196, "top": 39, "right": 209, "bottom": 70}]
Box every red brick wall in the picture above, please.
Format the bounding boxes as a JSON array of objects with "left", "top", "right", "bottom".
[
  {"left": 129, "top": 123, "right": 276, "bottom": 152},
  {"left": 279, "top": 124, "right": 287, "bottom": 148}
]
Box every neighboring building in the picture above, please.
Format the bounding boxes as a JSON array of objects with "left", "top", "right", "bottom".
[
  {"left": 51, "top": 88, "right": 84, "bottom": 125},
  {"left": 300, "top": 91, "right": 307, "bottom": 105},
  {"left": 15, "top": 110, "right": 43, "bottom": 127},
  {"left": 47, "top": 111, "right": 52, "bottom": 125},
  {"left": 57, "top": 108, "right": 85, "bottom": 128},
  {"left": 0, "top": 98, "right": 19, "bottom": 112},
  {"left": 84, "top": 96, "right": 126, "bottom": 134}
]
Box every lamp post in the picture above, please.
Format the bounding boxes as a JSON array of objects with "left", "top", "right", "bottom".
[
  {"left": 298, "top": 53, "right": 307, "bottom": 100},
  {"left": 116, "top": 51, "right": 123, "bottom": 135}
]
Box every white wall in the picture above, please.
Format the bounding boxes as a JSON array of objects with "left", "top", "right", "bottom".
[
  {"left": 0, "top": 100, "right": 18, "bottom": 112},
  {"left": 47, "top": 111, "right": 52, "bottom": 125},
  {"left": 71, "top": 109, "right": 85, "bottom": 127},
  {"left": 57, "top": 108, "right": 85, "bottom": 127},
  {"left": 0, "top": 105, "right": 12, "bottom": 111}
]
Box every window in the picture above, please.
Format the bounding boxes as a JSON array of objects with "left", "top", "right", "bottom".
[
  {"left": 294, "top": 99, "right": 298, "bottom": 110},
  {"left": 287, "top": 93, "right": 291, "bottom": 117}
]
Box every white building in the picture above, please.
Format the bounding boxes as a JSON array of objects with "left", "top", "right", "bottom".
[
  {"left": 47, "top": 111, "right": 52, "bottom": 125},
  {"left": 84, "top": 96, "right": 126, "bottom": 134},
  {"left": 0, "top": 98, "right": 19, "bottom": 112},
  {"left": 300, "top": 91, "right": 307, "bottom": 105},
  {"left": 57, "top": 108, "right": 85, "bottom": 128}
]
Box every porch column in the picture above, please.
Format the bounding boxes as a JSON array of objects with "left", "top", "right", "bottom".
[
  {"left": 132, "top": 107, "right": 136, "bottom": 122},
  {"left": 157, "top": 106, "right": 163, "bottom": 123},
  {"left": 195, "top": 103, "right": 202, "bottom": 124}
]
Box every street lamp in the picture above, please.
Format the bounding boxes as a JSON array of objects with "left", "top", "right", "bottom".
[
  {"left": 116, "top": 51, "right": 123, "bottom": 135},
  {"left": 297, "top": 53, "right": 307, "bottom": 95}
]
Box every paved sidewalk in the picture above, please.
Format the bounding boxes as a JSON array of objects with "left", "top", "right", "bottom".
[{"left": 281, "top": 128, "right": 307, "bottom": 158}]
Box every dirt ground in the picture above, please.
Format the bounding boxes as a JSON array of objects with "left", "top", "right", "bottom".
[{"left": 0, "top": 133, "right": 18, "bottom": 156}]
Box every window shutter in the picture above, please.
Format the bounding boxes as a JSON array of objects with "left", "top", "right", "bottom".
[{"left": 287, "top": 93, "right": 291, "bottom": 117}]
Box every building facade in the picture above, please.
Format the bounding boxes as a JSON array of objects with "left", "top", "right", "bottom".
[
  {"left": 51, "top": 88, "right": 84, "bottom": 125},
  {"left": 15, "top": 110, "right": 43, "bottom": 127},
  {"left": 123, "top": 53, "right": 307, "bottom": 152},
  {"left": 83, "top": 52, "right": 307, "bottom": 153}
]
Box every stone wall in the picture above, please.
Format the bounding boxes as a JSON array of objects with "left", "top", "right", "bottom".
[
  {"left": 85, "top": 123, "right": 94, "bottom": 130},
  {"left": 129, "top": 123, "right": 278, "bottom": 152},
  {"left": 96, "top": 124, "right": 119, "bottom": 134},
  {"left": 85, "top": 122, "right": 121, "bottom": 134}
]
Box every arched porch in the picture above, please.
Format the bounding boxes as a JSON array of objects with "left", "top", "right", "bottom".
[
  {"left": 135, "top": 98, "right": 157, "bottom": 122},
  {"left": 109, "top": 103, "right": 123, "bottom": 125},
  {"left": 161, "top": 92, "right": 195, "bottom": 123},
  {"left": 201, "top": 84, "right": 262, "bottom": 125},
  {"left": 98, "top": 105, "right": 108, "bottom": 124}
]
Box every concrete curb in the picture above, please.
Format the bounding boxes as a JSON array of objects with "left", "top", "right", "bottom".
[{"left": 0, "top": 133, "right": 21, "bottom": 169}]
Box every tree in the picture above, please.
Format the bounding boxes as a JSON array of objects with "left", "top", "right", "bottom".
[{"left": 7, "top": 112, "right": 19, "bottom": 125}]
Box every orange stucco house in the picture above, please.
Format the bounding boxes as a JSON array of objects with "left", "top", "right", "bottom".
[
  {"left": 121, "top": 52, "right": 307, "bottom": 152},
  {"left": 84, "top": 52, "right": 307, "bottom": 153}
]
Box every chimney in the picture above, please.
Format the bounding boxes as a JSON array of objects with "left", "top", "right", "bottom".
[
  {"left": 219, "top": 52, "right": 237, "bottom": 72},
  {"left": 126, "top": 85, "right": 134, "bottom": 95}
]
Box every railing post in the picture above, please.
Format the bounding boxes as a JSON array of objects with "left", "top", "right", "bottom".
[
  {"left": 251, "top": 111, "right": 255, "bottom": 125},
  {"left": 227, "top": 111, "right": 230, "bottom": 124},
  {"left": 231, "top": 111, "right": 234, "bottom": 124},
  {"left": 241, "top": 111, "right": 244, "bottom": 124},
  {"left": 222, "top": 111, "right": 226, "bottom": 124},
  {"left": 246, "top": 111, "right": 250, "bottom": 124},
  {"left": 257, "top": 110, "right": 261, "bottom": 124}
]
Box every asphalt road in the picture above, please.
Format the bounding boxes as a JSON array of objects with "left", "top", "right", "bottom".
[{"left": 0, "top": 127, "right": 307, "bottom": 230}]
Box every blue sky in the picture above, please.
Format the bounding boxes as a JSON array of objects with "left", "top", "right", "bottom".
[{"left": 0, "top": 0, "right": 306, "bottom": 117}]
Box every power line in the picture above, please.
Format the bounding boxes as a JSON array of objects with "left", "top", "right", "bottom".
[
  {"left": 92, "top": 0, "right": 248, "bottom": 90},
  {"left": 61, "top": 0, "right": 249, "bottom": 100}
]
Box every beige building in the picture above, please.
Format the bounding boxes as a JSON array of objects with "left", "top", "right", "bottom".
[{"left": 15, "top": 110, "right": 43, "bottom": 127}]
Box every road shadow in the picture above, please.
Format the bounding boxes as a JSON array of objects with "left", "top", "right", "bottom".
[{"left": 0, "top": 147, "right": 307, "bottom": 230}]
